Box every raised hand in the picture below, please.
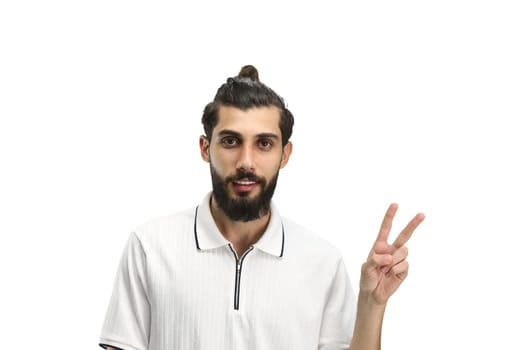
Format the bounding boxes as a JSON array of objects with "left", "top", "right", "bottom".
[{"left": 360, "top": 203, "right": 425, "bottom": 305}]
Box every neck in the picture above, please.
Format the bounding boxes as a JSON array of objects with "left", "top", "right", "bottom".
[{"left": 210, "top": 195, "right": 271, "bottom": 256}]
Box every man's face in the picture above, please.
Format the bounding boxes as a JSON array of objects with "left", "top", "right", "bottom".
[{"left": 200, "top": 106, "right": 292, "bottom": 222}]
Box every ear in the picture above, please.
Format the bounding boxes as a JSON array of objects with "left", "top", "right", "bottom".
[
  {"left": 280, "top": 141, "right": 293, "bottom": 169},
  {"left": 199, "top": 135, "right": 210, "bottom": 162}
]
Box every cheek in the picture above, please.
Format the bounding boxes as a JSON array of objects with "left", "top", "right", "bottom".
[
  {"left": 209, "top": 152, "right": 231, "bottom": 174},
  {"left": 260, "top": 158, "right": 283, "bottom": 177}
]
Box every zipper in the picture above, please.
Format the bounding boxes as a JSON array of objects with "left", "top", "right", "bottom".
[{"left": 228, "top": 244, "right": 254, "bottom": 310}]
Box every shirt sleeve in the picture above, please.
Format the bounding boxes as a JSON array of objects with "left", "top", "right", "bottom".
[
  {"left": 318, "top": 257, "right": 357, "bottom": 350},
  {"left": 99, "top": 232, "right": 150, "bottom": 350}
]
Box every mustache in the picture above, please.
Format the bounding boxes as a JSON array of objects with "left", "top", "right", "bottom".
[{"left": 226, "top": 171, "right": 262, "bottom": 183}]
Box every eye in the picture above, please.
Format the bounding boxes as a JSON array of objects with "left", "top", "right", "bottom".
[
  {"left": 221, "top": 137, "right": 240, "bottom": 148},
  {"left": 258, "top": 139, "right": 273, "bottom": 150}
]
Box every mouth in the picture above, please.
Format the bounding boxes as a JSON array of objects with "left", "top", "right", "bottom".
[{"left": 232, "top": 179, "right": 259, "bottom": 192}]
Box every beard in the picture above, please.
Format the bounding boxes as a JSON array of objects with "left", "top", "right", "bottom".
[{"left": 210, "top": 164, "right": 279, "bottom": 222}]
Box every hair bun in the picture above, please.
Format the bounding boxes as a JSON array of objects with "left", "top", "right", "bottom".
[{"left": 238, "top": 65, "right": 259, "bottom": 81}]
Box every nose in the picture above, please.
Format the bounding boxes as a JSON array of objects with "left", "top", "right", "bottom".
[{"left": 236, "top": 144, "right": 255, "bottom": 172}]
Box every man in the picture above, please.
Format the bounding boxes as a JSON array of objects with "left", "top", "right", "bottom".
[{"left": 99, "top": 65, "right": 425, "bottom": 350}]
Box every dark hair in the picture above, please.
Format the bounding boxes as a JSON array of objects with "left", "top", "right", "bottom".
[{"left": 201, "top": 65, "right": 294, "bottom": 146}]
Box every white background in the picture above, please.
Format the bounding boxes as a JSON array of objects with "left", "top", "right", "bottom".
[{"left": 1, "top": 1, "right": 524, "bottom": 348}]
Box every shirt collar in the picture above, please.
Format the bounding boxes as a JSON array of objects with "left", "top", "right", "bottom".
[{"left": 193, "top": 192, "right": 285, "bottom": 258}]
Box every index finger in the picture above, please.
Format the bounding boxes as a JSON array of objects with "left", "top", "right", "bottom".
[
  {"left": 392, "top": 212, "right": 425, "bottom": 248},
  {"left": 376, "top": 203, "right": 399, "bottom": 243}
]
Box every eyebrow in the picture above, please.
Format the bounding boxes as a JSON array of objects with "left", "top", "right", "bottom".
[{"left": 217, "top": 129, "right": 280, "bottom": 140}]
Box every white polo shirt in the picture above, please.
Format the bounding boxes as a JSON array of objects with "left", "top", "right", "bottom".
[{"left": 99, "top": 193, "right": 356, "bottom": 350}]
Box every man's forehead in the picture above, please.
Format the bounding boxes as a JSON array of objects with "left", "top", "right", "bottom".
[
  {"left": 217, "top": 105, "right": 280, "bottom": 118},
  {"left": 214, "top": 105, "right": 281, "bottom": 136}
]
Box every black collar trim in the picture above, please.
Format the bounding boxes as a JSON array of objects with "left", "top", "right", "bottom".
[{"left": 194, "top": 205, "right": 200, "bottom": 250}]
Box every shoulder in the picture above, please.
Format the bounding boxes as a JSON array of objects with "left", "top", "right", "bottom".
[
  {"left": 281, "top": 216, "right": 344, "bottom": 262},
  {"left": 131, "top": 206, "right": 197, "bottom": 245}
]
